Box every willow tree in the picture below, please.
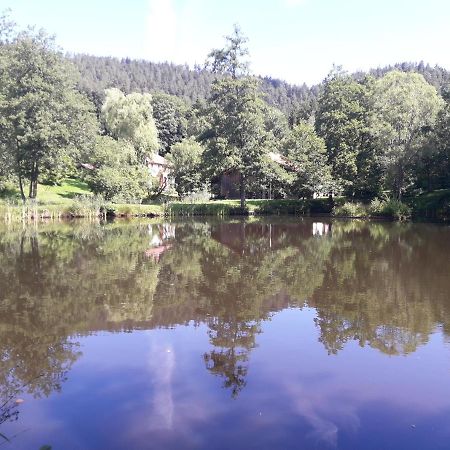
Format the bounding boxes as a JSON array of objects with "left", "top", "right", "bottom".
[
  {"left": 101, "top": 88, "right": 159, "bottom": 161},
  {"left": 203, "top": 25, "right": 273, "bottom": 207},
  {"left": 371, "top": 71, "right": 444, "bottom": 199},
  {"left": 0, "top": 26, "right": 97, "bottom": 201}
]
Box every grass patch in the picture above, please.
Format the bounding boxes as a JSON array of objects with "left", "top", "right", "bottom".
[
  {"left": 166, "top": 198, "right": 344, "bottom": 217},
  {"left": 37, "top": 179, "right": 92, "bottom": 204},
  {"left": 167, "top": 200, "right": 250, "bottom": 216}
]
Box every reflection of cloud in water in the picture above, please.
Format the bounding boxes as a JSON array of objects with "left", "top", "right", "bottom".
[
  {"left": 148, "top": 342, "right": 175, "bottom": 430},
  {"left": 285, "top": 381, "right": 360, "bottom": 447}
]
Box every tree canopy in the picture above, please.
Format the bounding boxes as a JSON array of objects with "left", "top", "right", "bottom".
[
  {"left": 371, "top": 71, "right": 444, "bottom": 198},
  {"left": 0, "top": 26, "right": 97, "bottom": 200}
]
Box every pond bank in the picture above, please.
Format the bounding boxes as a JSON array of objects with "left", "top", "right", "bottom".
[{"left": 1, "top": 192, "right": 449, "bottom": 222}]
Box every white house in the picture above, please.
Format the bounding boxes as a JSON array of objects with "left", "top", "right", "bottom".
[{"left": 145, "top": 153, "right": 173, "bottom": 191}]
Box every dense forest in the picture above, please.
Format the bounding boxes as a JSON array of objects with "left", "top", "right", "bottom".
[
  {"left": 1, "top": 13, "right": 450, "bottom": 216},
  {"left": 71, "top": 53, "right": 320, "bottom": 115},
  {"left": 72, "top": 53, "right": 450, "bottom": 116}
]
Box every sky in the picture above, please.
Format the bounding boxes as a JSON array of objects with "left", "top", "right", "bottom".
[{"left": 2, "top": 0, "right": 450, "bottom": 85}]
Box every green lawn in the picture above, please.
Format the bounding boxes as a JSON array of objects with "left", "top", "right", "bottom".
[
  {"left": 0, "top": 178, "right": 92, "bottom": 205},
  {"left": 36, "top": 179, "right": 92, "bottom": 204}
]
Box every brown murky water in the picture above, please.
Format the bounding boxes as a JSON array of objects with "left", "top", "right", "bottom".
[{"left": 0, "top": 218, "right": 449, "bottom": 449}]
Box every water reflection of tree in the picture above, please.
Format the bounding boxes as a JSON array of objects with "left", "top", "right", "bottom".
[
  {"left": 1, "top": 218, "right": 449, "bottom": 408},
  {"left": 204, "top": 319, "right": 260, "bottom": 398},
  {"left": 0, "top": 222, "right": 162, "bottom": 438},
  {"left": 310, "top": 222, "right": 450, "bottom": 355}
]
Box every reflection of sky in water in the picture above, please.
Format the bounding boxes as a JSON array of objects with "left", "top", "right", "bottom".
[
  {"left": 4, "top": 309, "right": 450, "bottom": 450},
  {"left": 1, "top": 219, "right": 450, "bottom": 449}
]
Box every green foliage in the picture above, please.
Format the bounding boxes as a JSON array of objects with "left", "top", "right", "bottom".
[
  {"left": 101, "top": 88, "right": 159, "bottom": 159},
  {"left": 412, "top": 189, "right": 450, "bottom": 220},
  {"left": 368, "top": 198, "right": 411, "bottom": 220},
  {"left": 415, "top": 98, "right": 450, "bottom": 192},
  {"left": 63, "top": 195, "right": 105, "bottom": 218},
  {"left": 371, "top": 71, "right": 444, "bottom": 199},
  {"left": 83, "top": 136, "right": 150, "bottom": 202},
  {"left": 333, "top": 202, "right": 368, "bottom": 218},
  {"left": 105, "top": 203, "right": 163, "bottom": 217},
  {"left": 168, "top": 138, "right": 205, "bottom": 198},
  {"left": 284, "top": 122, "right": 333, "bottom": 197},
  {"left": 0, "top": 26, "right": 97, "bottom": 200},
  {"left": 151, "top": 92, "right": 189, "bottom": 155},
  {"left": 316, "top": 69, "right": 377, "bottom": 196}
]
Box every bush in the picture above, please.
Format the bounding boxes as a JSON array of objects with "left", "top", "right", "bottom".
[
  {"left": 63, "top": 195, "right": 106, "bottom": 218},
  {"left": 412, "top": 189, "right": 450, "bottom": 219},
  {"left": 369, "top": 198, "right": 411, "bottom": 220},
  {"left": 333, "top": 202, "right": 368, "bottom": 218}
]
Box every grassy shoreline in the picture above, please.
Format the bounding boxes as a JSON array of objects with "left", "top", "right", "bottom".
[
  {"left": 1, "top": 194, "right": 449, "bottom": 222},
  {"left": 1, "top": 179, "right": 449, "bottom": 222}
]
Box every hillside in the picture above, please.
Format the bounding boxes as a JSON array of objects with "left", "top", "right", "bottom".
[
  {"left": 71, "top": 54, "right": 319, "bottom": 114},
  {"left": 72, "top": 54, "right": 450, "bottom": 116}
]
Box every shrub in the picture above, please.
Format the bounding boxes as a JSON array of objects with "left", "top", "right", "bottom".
[
  {"left": 369, "top": 198, "right": 411, "bottom": 220},
  {"left": 333, "top": 202, "right": 368, "bottom": 218},
  {"left": 64, "top": 195, "right": 106, "bottom": 218}
]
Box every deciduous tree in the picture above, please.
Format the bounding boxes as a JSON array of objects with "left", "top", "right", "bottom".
[
  {"left": 101, "top": 88, "right": 159, "bottom": 160},
  {"left": 371, "top": 71, "right": 444, "bottom": 199},
  {"left": 284, "top": 122, "right": 333, "bottom": 197},
  {"left": 203, "top": 26, "right": 274, "bottom": 207},
  {"left": 0, "top": 26, "right": 97, "bottom": 200},
  {"left": 168, "top": 138, "right": 204, "bottom": 198}
]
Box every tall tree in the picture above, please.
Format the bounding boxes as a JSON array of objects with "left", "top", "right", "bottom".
[
  {"left": 315, "top": 68, "right": 376, "bottom": 197},
  {"left": 371, "top": 71, "right": 444, "bottom": 199},
  {"left": 203, "top": 26, "right": 273, "bottom": 207},
  {"left": 0, "top": 26, "right": 97, "bottom": 200},
  {"left": 150, "top": 92, "right": 189, "bottom": 155},
  {"left": 283, "top": 122, "right": 333, "bottom": 198},
  {"left": 101, "top": 88, "right": 159, "bottom": 160},
  {"left": 168, "top": 138, "right": 204, "bottom": 198}
]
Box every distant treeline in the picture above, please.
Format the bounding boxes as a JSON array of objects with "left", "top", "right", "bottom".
[{"left": 72, "top": 54, "right": 450, "bottom": 115}]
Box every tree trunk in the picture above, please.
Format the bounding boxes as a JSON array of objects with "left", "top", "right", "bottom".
[
  {"left": 396, "top": 162, "right": 404, "bottom": 201},
  {"left": 239, "top": 173, "right": 246, "bottom": 208},
  {"left": 29, "top": 161, "right": 38, "bottom": 199},
  {"left": 29, "top": 179, "right": 38, "bottom": 199},
  {"left": 18, "top": 175, "right": 26, "bottom": 203}
]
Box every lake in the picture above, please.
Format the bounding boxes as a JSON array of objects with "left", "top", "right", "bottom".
[{"left": 1, "top": 218, "right": 449, "bottom": 450}]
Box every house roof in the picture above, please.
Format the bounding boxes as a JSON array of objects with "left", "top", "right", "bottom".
[
  {"left": 147, "top": 153, "right": 171, "bottom": 166},
  {"left": 268, "top": 152, "right": 299, "bottom": 171},
  {"left": 80, "top": 163, "right": 96, "bottom": 171}
]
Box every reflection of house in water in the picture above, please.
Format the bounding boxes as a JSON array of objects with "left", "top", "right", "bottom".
[
  {"left": 211, "top": 221, "right": 332, "bottom": 255},
  {"left": 145, "top": 224, "right": 176, "bottom": 261},
  {"left": 313, "top": 222, "right": 331, "bottom": 237}
]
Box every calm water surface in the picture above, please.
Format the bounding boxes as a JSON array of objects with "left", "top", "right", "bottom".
[{"left": 0, "top": 218, "right": 449, "bottom": 450}]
